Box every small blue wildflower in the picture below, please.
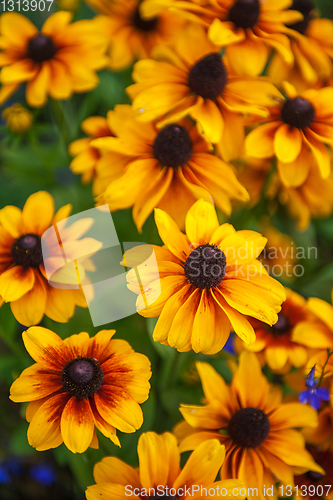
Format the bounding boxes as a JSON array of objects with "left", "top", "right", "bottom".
[
  {"left": 299, "top": 365, "right": 330, "bottom": 410},
  {"left": 0, "top": 465, "right": 11, "bottom": 484},
  {"left": 29, "top": 463, "right": 57, "bottom": 486},
  {"left": 223, "top": 333, "right": 236, "bottom": 355}
]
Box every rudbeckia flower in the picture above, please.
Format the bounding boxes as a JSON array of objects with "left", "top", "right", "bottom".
[
  {"left": 86, "top": 431, "right": 243, "bottom": 500},
  {"left": 235, "top": 288, "right": 323, "bottom": 372},
  {"left": 9, "top": 327, "right": 152, "bottom": 453},
  {"left": 294, "top": 446, "right": 333, "bottom": 500},
  {"left": 0, "top": 191, "right": 101, "bottom": 326},
  {"left": 268, "top": 0, "right": 333, "bottom": 92},
  {"left": 2, "top": 103, "right": 32, "bottom": 134},
  {"left": 0, "top": 11, "right": 107, "bottom": 107},
  {"left": 141, "top": 0, "right": 301, "bottom": 76},
  {"left": 127, "top": 24, "right": 283, "bottom": 150},
  {"left": 174, "top": 352, "right": 324, "bottom": 500},
  {"left": 85, "top": 0, "right": 184, "bottom": 71},
  {"left": 93, "top": 105, "right": 249, "bottom": 231},
  {"left": 246, "top": 82, "right": 333, "bottom": 188},
  {"left": 124, "top": 199, "right": 286, "bottom": 354},
  {"left": 69, "top": 115, "right": 122, "bottom": 197}
]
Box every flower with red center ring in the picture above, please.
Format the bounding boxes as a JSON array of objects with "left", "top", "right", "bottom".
[
  {"left": 9, "top": 327, "right": 152, "bottom": 453},
  {"left": 174, "top": 352, "right": 324, "bottom": 500}
]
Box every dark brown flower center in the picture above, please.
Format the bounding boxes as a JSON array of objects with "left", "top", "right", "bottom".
[
  {"left": 11, "top": 234, "right": 43, "bottom": 268},
  {"left": 228, "top": 407, "right": 270, "bottom": 448},
  {"left": 270, "top": 312, "right": 290, "bottom": 336},
  {"left": 27, "top": 34, "right": 57, "bottom": 62},
  {"left": 184, "top": 244, "right": 227, "bottom": 289},
  {"left": 188, "top": 53, "right": 227, "bottom": 100},
  {"left": 61, "top": 357, "right": 103, "bottom": 398},
  {"left": 286, "top": 0, "right": 314, "bottom": 34},
  {"left": 153, "top": 124, "right": 193, "bottom": 168},
  {"left": 132, "top": 5, "right": 158, "bottom": 31},
  {"left": 228, "top": 0, "right": 260, "bottom": 29},
  {"left": 281, "top": 97, "right": 315, "bottom": 129}
]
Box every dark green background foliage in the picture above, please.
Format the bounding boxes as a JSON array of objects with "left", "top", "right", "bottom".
[{"left": 0, "top": 0, "right": 332, "bottom": 498}]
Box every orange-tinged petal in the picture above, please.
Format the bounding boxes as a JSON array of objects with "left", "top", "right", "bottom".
[
  {"left": 263, "top": 449, "right": 294, "bottom": 485},
  {"left": 9, "top": 363, "right": 62, "bottom": 402},
  {"left": 1, "top": 59, "right": 38, "bottom": 83},
  {"left": 185, "top": 198, "right": 219, "bottom": 246},
  {"left": 93, "top": 456, "right": 140, "bottom": 487},
  {"left": 0, "top": 205, "right": 24, "bottom": 238},
  {"left": 196, "top": 361, "right": 231, "bottom": 406},
  {"left": 274, "top": 124, "right": 302, "bottom": 163},
  {"left": 245, "top": 122, "right": 280, "bottom": 158},
  {"left": 208, "top": 19, "right": 245, "bottom": 46},
  {"left": 265, "top": 345, "right": 288, "bottom": 370},
  {"left": 86, "top": 484, "right": 136, "bottom": 500},
  {"left": 10, "top": 271, "right": 47, "bottom": 326},
  {"left": 44, "top": 286, "right": 76, "bottom": 323},
  {"left": 89, "top": 398, "right": 120, "bottom": 447},
  {"left": 268, "top": 403, "right": 319, "bottom": 430},
  {"left": 292, "top": 322, "right": 332, "bottom": 348},
  {"left": 1, "top": 12, "right": 38, "bottom": 46},
  {"left": 41, "top": 10, "right": 73, "bottom": 35},
  {"left": 227, "top": 37, "right": 269, "bottom": 77},
  {"left": 154, "top": 208, "right": 191, "bottom": 260},
  {"left": 191, "top": 98, "right": 224, "bottom": 143},
  {"left": 0, "top": 265, "right": 35, "bottom": 301},
  {"left": 303, "top": 131, "right": 331, "bottom": 179},
  {"left": 22, "top": 326, "right": 70, "bottom": 370},
  {"left": 167, "top": 288, "right": 200, "bottom": 352},
  {"left": 27, "top": 393, "right": 70, "bottom": 451},
  {"left": 138, "top": 432, "right": 180, "bottom": 489},
  {"left": 232, "top": 352, "right": 269, "bottom": 409},
  {"left": 238, "top": 448, "right": 264, "bottom": 497},
  {"left": 26, "top": 62, "right": 51, "bottom": 107},
  {"left": 308, "top": 297, "right": 333, "bottom": 331},
  {"left": 191, "top": 290, "right": 216, "bottom": 354},
  {"left": 61, "top": 396, "right": 95, "bottom": 453},
  {"left": 178, "top": 430, "right": 224, "bottom": 453},
  {"left": 277, "top": 144, "right": 311, "bottom": 188},
  {"left": 94, "top": 388, "right": 143, "bottom": 433},
  {"left": 180, "top": 402, "right": 228, "bottom": 431},
  {"left": 173, "top": 439, "right": 226, "bottom": 489}
]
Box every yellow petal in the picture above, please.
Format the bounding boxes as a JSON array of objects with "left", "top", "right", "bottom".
[
  {"left": 26, "top": 63, "right": 51, "bottom": 107},
  {"left": 185, "top": 199, "right": 219, "bottom": 245},
  {"left": 9, "top": 363, "right": 62, "bottom": 402},
  {"left": 154, "top": 208, "right": 191, "bottom": 260},
  {"left": 274, "top": 124, "right": 302, "bottom": 163},
  {"left": 0, "top": 265, "right": 35, "bottom": 301},
  {"left": 0, "top": 205, "right": 24, "bottom": 238},
  {"left": 60, "top": 396, "right": 95, "bottom": 453},
  {"left": 245, "top": 122, "right": 280, "bottom": 158},
  {"left": 22, "top": 326, "right": 69, "bottom": 370},
  {"left": 10, "top": 271, "right": 47, "bottom": 326},
  {"left": 22, "top": 191, "right": 55, "bottom": 235},
  {"left": 93, "top": 456, "right": 140, "bottom": 487}
]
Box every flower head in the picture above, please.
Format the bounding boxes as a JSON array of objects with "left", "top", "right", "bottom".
[
  {"left": 246, "top": 83, "right": 333, "bottom": 187},
  {"left": 9, "top": 327, "right": 151, "bottom": 453},
  {"left": 125, "top": 199, "right": 286, "bottom": 354},
  {"left": 2, "top": 103, "right": 32, "bottom": 133},
  {"left": 86, "top": 0, "right": 184, "bottom": 71},
  {"left": 174, "top": 352, "right": 324, "bottom": 499},
  {"left": 86, "top": 431, "right": 243, "bottom": 500},
  {"left": 127, "top": 24, "right": 282, "bottom": 150},
  {"left": 93, "top": 105, "right": 249, "bottom": 231},
  {"left": 0, "top": 191, "right": 101, "bottom": 326},
  {"left": 0, "top": 12, "right": 107, "bottom": 107}
]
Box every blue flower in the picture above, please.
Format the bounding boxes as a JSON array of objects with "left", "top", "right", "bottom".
[
  {"left": 29, "top": 463, "right": 57, "bottom": 486},
  {"left": 299, "top": 366, "right": 330, "bottom": 410}
]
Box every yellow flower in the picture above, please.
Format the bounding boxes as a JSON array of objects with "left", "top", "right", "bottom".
[
  {"left": 0, "top": 12, "right": 107, "bottom": 107},
  {"left": 2, "top": 103, "right": 32, "bottom": 133},
  {"left": 0, "top": 191, "right": 101, "bottom": 326},
  {"left": 93, "top": 105, "right": 249, "bottom": 232},
  {"left": 246, "top": 82, "right": 333, "bottom": 188},
  {"left": 141, "top": 0, "right": 302, "bottom": 76},
  {"left": 86, "top": 431, "right": 244, "bottom": 500},
  {"left": 268, "top": 1, "right": 333, "bottom": 92},
  {"left": 127, "top": 24, "right": 283, "bottom": 151},
  {"left": 235, "top": 288, "right": 328, "bottom": 372},
  {"left": 124, "top": 199, "right": 286, "bottom": 354},
  {"left": 57, "top": 0, "right": 80, "bottom": 10},
  {"left": 174, "top": 352, "right": 324, "bottom": 500},
  {"left": 69, "top": 115, "right": 121, "bottom": 197},
  {"left": 86, "top": 0, "right": 184, "bottom": 71},
  {"left": 9, "top": 327, "right": 151, "bottom": 453}
]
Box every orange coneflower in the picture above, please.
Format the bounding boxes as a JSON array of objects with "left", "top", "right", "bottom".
[
  {"left": 10, "top": 327, "right": 152, "bottom": 453},
  {"left": 0, "top": 11, "right": 107, "bottom": 107},
  {"left": 141, "top": 0, "right": 302, "bottom": 76},
  {"left": 0, "top": 191, "right": 101, "bottom": 326},
  {"left": 86, "top": 431, "right": 243, "bottom": 500},
  {"left": 85, "top": 0, "right": 184, "bottom": 71},
  {"left": 245, "top": 82, "right": 333, "bottom": 187},
  {"left": 174, "top": 352, "right": 324, "bottom": 500},
  {"left": 127, "top": 24, "right": 283, "bottom": 151},
  {"left": 93, "top": 105, "right": 249, "bottom": 231},
  {"left": 235, "top": 288, "right": 329, "bottom": 372},
  {"left": 124, "top": 199, "right": 286, "bottom": 354}
]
